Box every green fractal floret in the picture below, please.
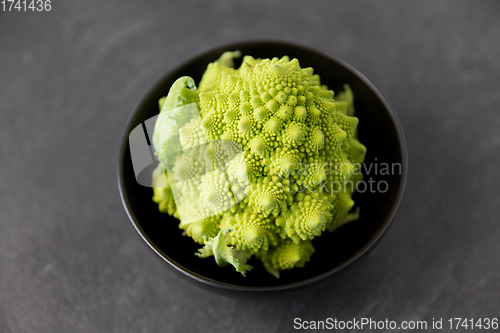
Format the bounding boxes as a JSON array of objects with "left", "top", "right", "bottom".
[
  {"left": 256, "top": 238, "right": 315, "bottom": 278},
  {"left": 152, "top": 51, "right": 366, "bottom": 277},
  {"left": 219, "top": 211, "right": 279, "bottom": 254}
]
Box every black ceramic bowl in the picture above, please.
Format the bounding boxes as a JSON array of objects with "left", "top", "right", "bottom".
[{"left": 118, "top": 40, "right": 407, "bottom": 298}]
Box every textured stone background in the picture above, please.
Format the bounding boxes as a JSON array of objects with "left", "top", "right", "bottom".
[{"left": 1, "top": 1, "right": 499, "bottom": 332}]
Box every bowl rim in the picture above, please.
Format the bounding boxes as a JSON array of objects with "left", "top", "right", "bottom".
[{"left": 118, "top": 39, "right": 408, "bottom": 294}]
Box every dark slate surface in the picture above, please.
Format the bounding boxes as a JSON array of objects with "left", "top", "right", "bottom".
[{"left": 1, "top": 1, "right": 499, "bottom": 332}]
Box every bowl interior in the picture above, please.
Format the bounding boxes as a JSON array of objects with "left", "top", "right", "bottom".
[{"left": 119, "top": 41, "right": 406, "bottom": 289}]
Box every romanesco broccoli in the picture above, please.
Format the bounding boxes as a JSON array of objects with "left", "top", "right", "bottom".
[{"left": 151, "top": 51, "right": 366, "bottom": 278}]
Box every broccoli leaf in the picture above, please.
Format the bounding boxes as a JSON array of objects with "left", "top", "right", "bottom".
[{"left": 195, "top": 229, "right": 253, "bottom": 277}]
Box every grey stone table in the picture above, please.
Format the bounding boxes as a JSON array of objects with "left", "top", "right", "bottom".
[{"left": 1, "top": 1, "right": 499, "bottom": 332}]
